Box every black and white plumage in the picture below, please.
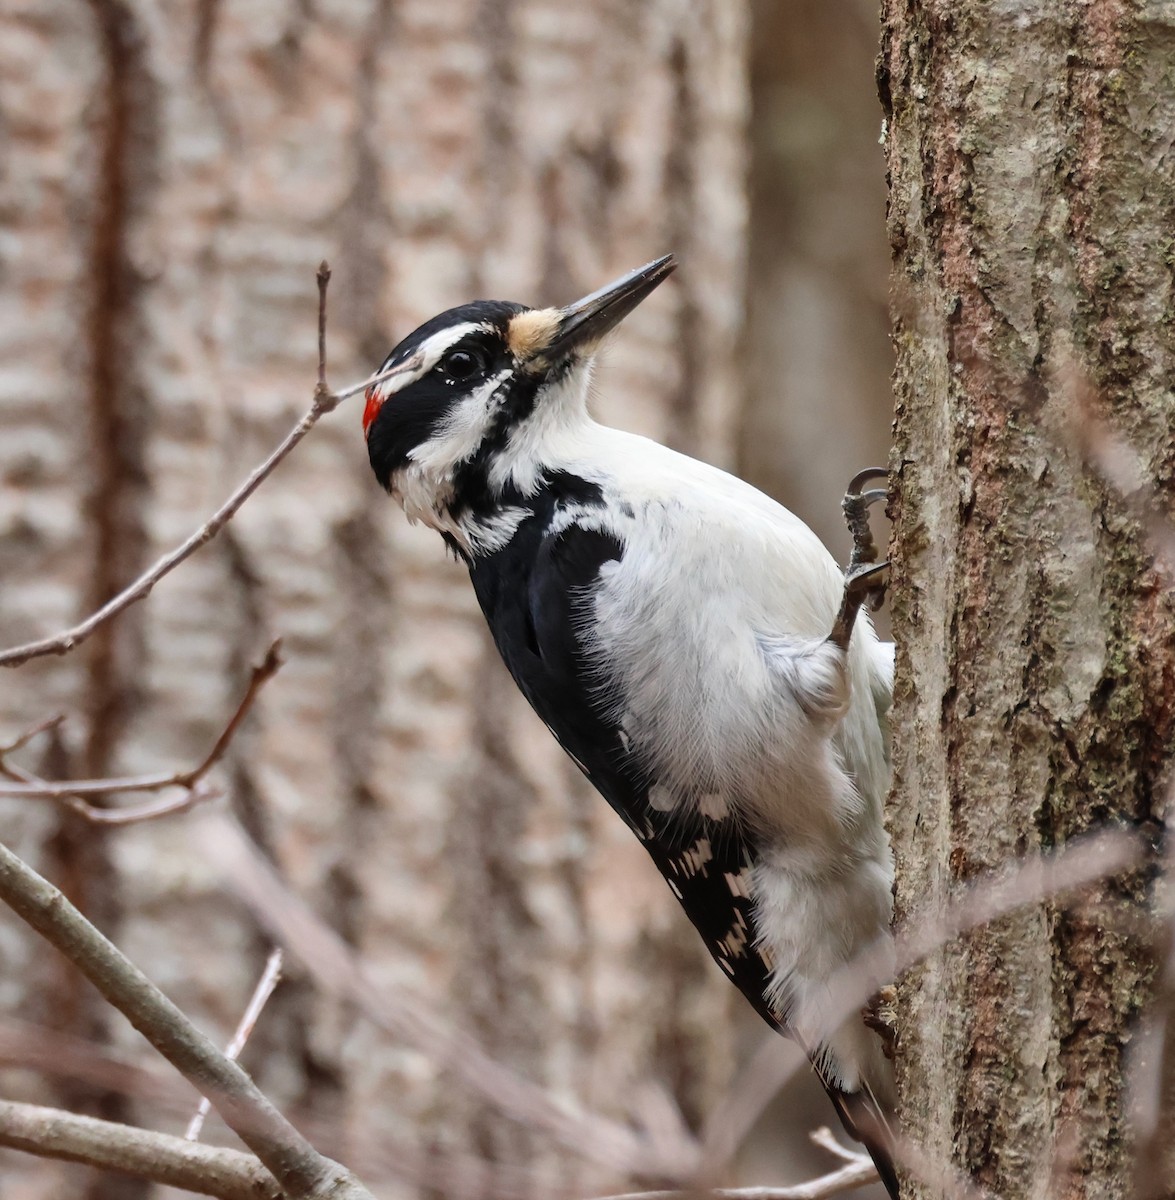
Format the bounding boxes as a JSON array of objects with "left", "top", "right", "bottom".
[{"left": 364, "top": 257, "right": 898, "bottom": 1195}]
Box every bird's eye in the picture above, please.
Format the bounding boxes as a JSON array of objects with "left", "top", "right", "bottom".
[{"left": 440, "top": 349, "right": 483, "bottom": 382}]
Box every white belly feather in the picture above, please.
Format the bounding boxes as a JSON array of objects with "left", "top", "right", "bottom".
[{"left": 567, "top": 426, "right": 895, "bottom": 1095}]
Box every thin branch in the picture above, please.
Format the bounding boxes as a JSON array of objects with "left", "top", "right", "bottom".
[
  {"left": 587, "top": 1169, "right": 877, "bottom": 1200},
  {"left": 1, "top": 713, "right": 66, "bottom": 754},
  {"left": 693, "top": 830, "right": 1143, "bottom": 1182},
  {"left": 187, "top": 948, "right": 284, "bottom": 1141},
  {"left": 52, "top": 782, "right": 223, "bottom": 827},
  {"left": 316, "top": 261, "right": 331, "bottom": 396},
  {"left": 203, "top": 812, "right": 688, "bottom": 1180},
  {"left": 590, "top": 1124, "right": 980, "bottom": 1200},
  {"left": 695, "top": 1033, "right": 807, "bottom": 1182},
  {"left": 0, "top": 1099, "right": 280, "bottom": 1200},
  {"left": 0, "top": 1016, "right": 190, "bottom": 1106},
  {"left": 810, "top": 830, "right": 1144, "bottom": 1085},
  {"left": 1068, "top": 377, "right": 1175, "bottom": 582},
  {"left": 0, "top": 1017, "right": 558, "bottom": 1200},
  {"left": 0, "top": 260, "right": 416, "bottom": 670},
  {"left": 0, "top": 640, "right": 282, "bottom": 809},
  {"left": 808, "top": 1128, "right": 870, "bottom": 1166},
  {"left": 0, "top": 839, "right": 375, "bottom": 1200}
]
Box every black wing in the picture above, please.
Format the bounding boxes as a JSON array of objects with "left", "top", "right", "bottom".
[
  {"left": 468, "top": 508, "right": 901, "bottom": 1197},
  {"left": 467, "top": 512, "right": 784, "bottom": 1033}
]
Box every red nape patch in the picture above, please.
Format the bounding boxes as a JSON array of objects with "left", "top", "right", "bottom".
[{"left": 362, "top": 386, "right": 383, "bottom": 437}]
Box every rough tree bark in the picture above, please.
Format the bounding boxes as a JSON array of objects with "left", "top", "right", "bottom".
[{"left": 881, "top": 3, "right": 1175, "bottom": 1198}]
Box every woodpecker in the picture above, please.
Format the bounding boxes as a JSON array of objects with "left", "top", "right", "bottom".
[{"left": 363, "top": 256, "right": 898, "bottom": 1195}]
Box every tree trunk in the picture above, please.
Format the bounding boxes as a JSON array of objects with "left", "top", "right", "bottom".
[
  {"left": 0, "top": 1, "right": 749, "bottom": 1196},
  {"left": 880, "top": 3, "right": 1175, "bottom": 1197}
]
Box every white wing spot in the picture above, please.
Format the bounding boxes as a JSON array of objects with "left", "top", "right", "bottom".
[
  {"left": 677, "top": 838, "right": 713, "bottom": 879},
  {"left": 724, "top": 870, "right": 752, "bottom": 899},
  {"left": 649, "top": 784, "right": 674, "bottom": 812},
  {"left": 698, "top": 792, "right": 728, "bottom": 820},
  {"left": 720, "top": 909, "right": 750, "bottom": 958}
]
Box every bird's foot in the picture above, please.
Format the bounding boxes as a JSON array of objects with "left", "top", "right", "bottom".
[
  {"left": 829, "top": 468, "right": 890, "bottom": 651},
  {"left": 863, "top": 984, "right": 898, "bottom": 1060},
  {"left": 842, "top": 467, "right": 889, "bottom": 573},
  {"left": 829, "top": 560, "right": 890, "bottom": 651}
]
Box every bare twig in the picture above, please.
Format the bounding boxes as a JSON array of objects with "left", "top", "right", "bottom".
[
  {"left": 1068, "top": 379, "right": 1175, "bottom": 582},
  {"left": 204, "top": 812, "right": 688, "bottom": 1180},
  {"left": 0, "top": 713, "right": 66, "bottom": 754},
  {"left": 316, "top": 261, "right": 331, "bottom": 396},
  {"left": 0, "top": 1016, "right": 190, "bottom": 1107},
  {"left": 54, "top": 783, "right": 224, "bottom": 827},
  {"left": 0, "top": 1099, "right": 280, "bottom": 1200},
  {"left": 695, "top": 1033, "right": 808, "bottom": 1182},
  {"left": 693, "top": 830, "right": 1143, "bottom": 1183},
  {"left": 808, "top": 1128, "right": 870, "bottom": 1165},
  {"left": 0, "top": 641, "right": 283, "bottom": 813},
  {"left": 0, "top": 839, "right": 375, "bottom": 1200},
  {"left": 814, "top": 830, "right": 1143, "bottom": 1080},
  {"left": 0, "top": 261, "right": 415, "bottom": 670},
  {"left": 187, "top": 948, "right": 284, "bottom": 1141},
  {"left": 588, "top": 1169, "right": 876, "bottom": 1200},
  {"left": 0, "top": 1017, "right": 567, "bottom": 1200}
]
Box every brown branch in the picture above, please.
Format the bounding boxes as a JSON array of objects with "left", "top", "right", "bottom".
[
  {"left": 692, "top": 830, "right": 1143, "bottom": 1183},
  {"left": 316, "top": 261, "right": 330, "bottom": 396},
  {"left": 0, "top": 261, "right": 416, "bottom": 670},
  {"left": 1068, "top": 377, "right": 1175, "bottom": 583},
  {"left": 0, "top": 713, "right": 66, "bottom": 754},
  {"left": 0, "top": 1099, "right": 281, "bottom": 1200},
  {"left": 0, "top": 839, "right": 375, "bottom": 1200},
  {"left": 0, "top": 641, "right": 282, "bottom": 815},
  {"left": 0, "top": 1017, "right": 554, "bottom": 1200},
  {"left": 809, "top": 829, "right": 1144, "bottom": 1081},
  {"left": 589, "top": 1166, "right": 877, "bottom": 1200},
  {"left": 187, "top": 948, "right": 284, "bottom": 1141},
  {"left": 0, "top": 1016, "right": 190, "bottom": 1106},
  {"left": 695, "top": 1033, "right": 807, "bottom": 1183},
  {"left": 203, "top": 812, "right": 688, "bottom": 1180}
]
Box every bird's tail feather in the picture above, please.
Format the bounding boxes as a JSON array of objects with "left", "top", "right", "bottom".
[{"left": 823, "top": 1078, "right": 899, "bottom": 1199}]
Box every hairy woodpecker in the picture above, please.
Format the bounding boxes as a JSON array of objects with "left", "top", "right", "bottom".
[{"left": 363, "top": 256, "right": 898, "bottom": 1195}]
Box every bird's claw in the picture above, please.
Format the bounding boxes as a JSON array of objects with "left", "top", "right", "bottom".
[
  {"left": 841, "top": 467, "right": 889, "bottom": 574},
  {"left": 863, "top": 984, "right": 898, "bottom": 1060},
  {"left": 829, "top": 468, "right": 890, "bottom": 651},
  {"left": 829, "top": 561, "right": 890, "bottom": 651}
]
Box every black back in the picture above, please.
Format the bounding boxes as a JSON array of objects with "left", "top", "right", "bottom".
[
  {"left": 466, "top": 477, "right": 902, "bottom": 1198},
  {"left": 466, "top": 476, "right": 784, "bottom": 1032}
]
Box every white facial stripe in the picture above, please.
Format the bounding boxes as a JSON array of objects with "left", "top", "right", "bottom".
[
  {"left": 407, "top": 369, "right": 511, "bottom": 476},
  {"left": 369, "top": 322, "right": 489, "bottom": 404}
]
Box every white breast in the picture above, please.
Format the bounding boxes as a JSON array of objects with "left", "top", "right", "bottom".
[
  {"left": 565, "top": 426, "right": 888, "bottom": 835},
  {"left": 561, "top": 424, "right": 896, "bottom": 1095}
]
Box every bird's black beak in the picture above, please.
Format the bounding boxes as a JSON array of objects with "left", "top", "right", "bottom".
[{"left": 546, "top": 254, "right": 677, "bottom": 360}]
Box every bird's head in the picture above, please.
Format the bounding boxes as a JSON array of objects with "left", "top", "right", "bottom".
[{"left": 363, "top": 255, "right": 676, "bottom": 545}]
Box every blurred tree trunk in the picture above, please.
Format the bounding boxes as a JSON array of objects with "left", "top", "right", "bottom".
[
  {"left": 0, "top": 2, "right": 749, "bottom": 1197},
  {"left": 737, "top": 3, "right": 892, "bottom": 1191},
  {"left": 743, "top": 0, "right": 893, "bottom": 564},
  {"left": 881, "top": 3, "right": 1175, "bottom": 1197}
]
